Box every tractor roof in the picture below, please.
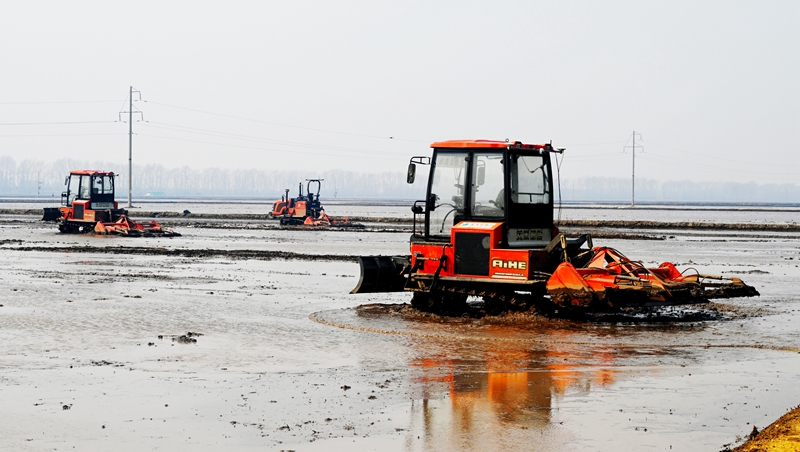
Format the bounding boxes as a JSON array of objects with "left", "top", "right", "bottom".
[
  {"left": 69, "top": 170, "right": 116, "bottom": 176},
  {"left": 430, "top": 139, "right": 550, "bottom": 150}
]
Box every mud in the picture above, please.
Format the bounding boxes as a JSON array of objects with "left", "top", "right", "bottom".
[
  {"left": 730, "top": 405, "right": 800, "bottom": 451},
  {"left": 4, "top": 244, "right": 358, "bottom": 262},
  {"left": 353, "top": 300, "right": 764, "bottom": 323},
  {"left": 11, "top": 205, "right": 800, "bottom": 232},
  {"left": 1, "top": 207, "right": 800, "bottom": 451}
]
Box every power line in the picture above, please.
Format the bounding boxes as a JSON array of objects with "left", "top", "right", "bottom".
[
  {"left": 139, "top": 121, "right": 399, "bottom": 156},
  {"left": 137, "top": 133, "right": 405, "bottom": 161},
  {"left": 0, "top": 120, "right": 117, "bottom": 126},
  {"left": 0, "top": 100, "right": 123, "bottom": 105},
  {"left": 562, "top": 152, "right": 626, "bottom": 161},
  {"left": 643, "top": 140, "right": 798, "bottom": 168},
  {"left": 0, "top": 132, "right": 125, "bottom": 137},
  {"left": 642, "top": 153, "right": 800, "bottom": 177},
  {"left": 145, "top": 100, "right": 428, "bottom": 143},
  {"left": 562, "top": 141, "right": 628, "bottom": 147}
]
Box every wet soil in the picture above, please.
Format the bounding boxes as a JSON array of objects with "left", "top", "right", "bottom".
[
  {"left": 2, "top": 210, "right": 800, "bottom": 451},
  {"left": 6, "top": 244, "right": 358, "bottom": 262},
  {"left": 730, "top": 405, "right": 800, "bottom": 451},
  {"left": 356, "top": 300, "right": 767, "bottom": 324},
  {"left": 557, "top": 219, "right": 800, "bottom": 233}
]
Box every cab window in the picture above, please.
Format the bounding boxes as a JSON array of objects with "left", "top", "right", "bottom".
[
  {"left": 428, "top": 152, "right": 468, "bottom": 237},
  {"left": 470, "top": 153, "right": 505, "bottom": 217},
  {"left": 511, "top": 155, "right": 550, "bottom": 205},
  {"left": 79, "top": 175, "right": 91, "bottom": 199},
  {"left": 67, "top": 175, "right": 80, "bottom": 206}
]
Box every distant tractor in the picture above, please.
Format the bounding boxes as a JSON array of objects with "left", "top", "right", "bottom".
[
  {"left": 271, "top": 179, "right": 325, "bottom": 225},
  {"left": 270, "top": 179, "right": 360, "bottom": 227},
  {"left": 42, "top": 170, "right": 179, "bottom": 237}
]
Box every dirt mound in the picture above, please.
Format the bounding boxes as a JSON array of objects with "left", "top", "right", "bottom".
[{"left": 729, "top": 405, "right": 800, "bottom": 451}]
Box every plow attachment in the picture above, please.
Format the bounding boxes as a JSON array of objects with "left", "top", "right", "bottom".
[
  {"left": 94, "top": 215, "right": 180, "bottom": 237},
  {"left": 546, "top": 247, "right": 759, "bottom": 309},
  {"left": 284, "top": 212, "right": 363, "bottom": 228}
]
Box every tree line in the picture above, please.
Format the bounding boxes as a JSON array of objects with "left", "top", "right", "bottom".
[
  {"left": 1, "top": 156, "right": 798, "bottom": 203},
  {"left": 0, "top": 157, "right": 423, "bottom": 199}
]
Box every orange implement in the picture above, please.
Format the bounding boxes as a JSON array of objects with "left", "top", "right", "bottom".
[
  {"left": 546, "top": 247, "right": 757, "bottom": 309},
  {"left": 94, "top": 215, "right": 180, "bottom": 237}
]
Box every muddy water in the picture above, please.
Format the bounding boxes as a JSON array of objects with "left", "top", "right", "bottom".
[{"left": 1, "top": 209, "right": 800, "bottom": 451}]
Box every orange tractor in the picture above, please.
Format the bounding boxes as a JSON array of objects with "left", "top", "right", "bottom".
[
  {"left": 351, "top": 139, "right": 758, "bottom": 313},
  {"left": 42, "top": 170, "right": 179, "bottom": 237},
  {"left": 270, "top": 179, "right": 359, "bottom": 227}
]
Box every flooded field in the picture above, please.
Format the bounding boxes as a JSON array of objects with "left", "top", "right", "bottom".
[{"left": 1, "top": 202, "right": 800, "bottom": 451}]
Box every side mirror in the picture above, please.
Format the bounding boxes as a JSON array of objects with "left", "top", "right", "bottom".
[
  {"left": 407, "top": 163, "right": 416, "bottom": 184},
  {"left": 477, "top": 166, "right": 485, "bottom": 185}
]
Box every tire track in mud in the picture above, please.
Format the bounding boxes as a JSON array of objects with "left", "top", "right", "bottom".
[
  {"left": 6, "top": 245, "right": 358, "bottom": 262},
  {"left": 308, "top": 308, "right": 800, "bottom": 354}
]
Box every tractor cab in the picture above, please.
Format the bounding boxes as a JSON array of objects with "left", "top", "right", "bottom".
[
  {"left": 352, "top": 139, "right": 570, "bottom": 296},
  {"left": 55, "top": 170, "right": 123, "bottom": 230},
  {"left": 409, "top": 140, "right": 557, "bottom": 248},
  {"left": 62, "top": 170, "right": 117, "bottom": 209},
  {"left": 304, "top": 179, "right": 324, "bottom": 219}
]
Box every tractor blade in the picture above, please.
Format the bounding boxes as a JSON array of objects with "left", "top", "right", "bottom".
[
  {"left": 42, "top": 208, "right": 62, "bottom": 222},
  {"left": 351, "top": 256, "right": 410, "bottom": 294}
]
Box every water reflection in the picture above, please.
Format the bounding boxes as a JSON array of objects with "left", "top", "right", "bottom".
[{"left": 407, "top": 331, "right": 619, "bottom": 451}]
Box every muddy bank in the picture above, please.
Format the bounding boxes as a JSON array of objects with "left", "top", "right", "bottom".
[
  {"left": 8, "top": 207, "right": 800, "bottom": 232},
  {"left": 147, "top": 221, "right": 668, "bottom": 239},
  {"left": 5, "top": 244, "right": 358, "bottom": 262},
  {"left": 728, "top": 405, "right": 800, "bottom": 451},
  {"left": 557, "top": 219, "right": 800, "bottom": 232},
  {"left": 179, "top": 222, "right": 668, "bottom": 240}
]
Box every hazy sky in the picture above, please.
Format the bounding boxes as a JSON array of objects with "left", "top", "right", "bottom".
[{"left": 1, "top": 1, "right": 797, "bottom": 185}]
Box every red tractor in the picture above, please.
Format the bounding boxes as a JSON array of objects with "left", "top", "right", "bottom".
[
  {"left": 270, "top": 179, "right": 359, "bottom": 227},
  {"left": 43, "top": 170, "right": 179, "bottom": 237},
  {"left": 270, "top": 179, "right": 326, "bottom": 225},
  {"left": 351, "top": 139, "right": 757, "bottom": 313}
]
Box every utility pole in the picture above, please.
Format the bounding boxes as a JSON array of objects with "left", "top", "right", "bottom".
[
  {"left": 624, "top": 131, "right": 643, "bottom": 206},
  {"left": 120, "top": 87, "right": 142, "bottom": 209}
]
